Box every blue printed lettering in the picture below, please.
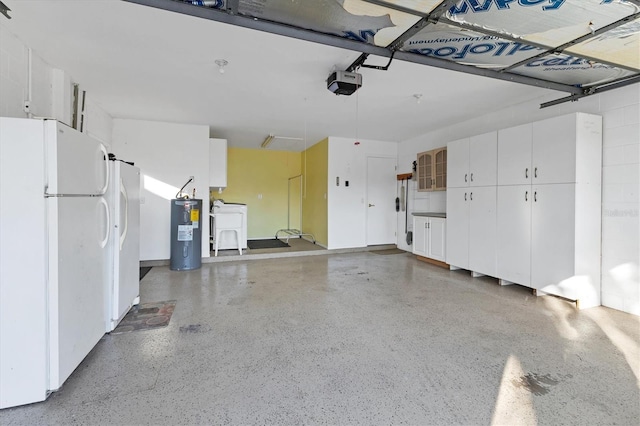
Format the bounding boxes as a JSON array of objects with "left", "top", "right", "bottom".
[
  {"left": 525, "top": 55, "right": 591, "bottom": 67},
  {"left": 343, "top": 30, "right": 377, "bottom": 43},
  {"left": 470, "top": 43, "right": 495, "bottom": 54},
  {"left": 493, "top": 42, "right": 511, "bottom": 56},
  {"left": 434, "top": 46, "right": 457, "bottom": 57},
  {"left": 450, "top": 0, "right": 566, "bottom": 14},
  {"left": 507, "top": 43, "right": 536, "bottom": 55},
  {"left": 453, "top": 44, "right": 472, "bottom": 59},
  {"left": 541, "top": 0, "right": 565, "bottom": 10}
]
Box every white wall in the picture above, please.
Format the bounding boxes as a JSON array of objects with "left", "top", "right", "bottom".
[
  {"left": 111, "top": 119, "right": 210, "bottom": 261},
  {"left": 398, "top": 85, "right": 640, "bottom": 315},
  {"left": 0, "top": 23, "right": 113, "bottom": 145},
  {"left": 396, "top": 138, "right": 447, "bottom": 252},
  {"left": 1, "top": 25, "right": 51, "bottom": 118},
  {"left": 328, "top": 137, "right": 397, "bottom": 249}
]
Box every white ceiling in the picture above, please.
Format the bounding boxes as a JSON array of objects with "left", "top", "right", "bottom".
[{"left": 2, "top": 0, "right": 560, "bottom": 151}]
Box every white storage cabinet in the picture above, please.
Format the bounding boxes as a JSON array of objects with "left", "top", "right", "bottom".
[
  {"left": 446, "top": 131, "right": 498, "bottom": 277},
  {"left": 209, "top": 138, "right": 227, "bottom": 190},
  {"left": 412, "top": 215, "right": 446, "bottom": 263},
  {"left": 496, "top": 113, "right": 602, "bottom": 308}
]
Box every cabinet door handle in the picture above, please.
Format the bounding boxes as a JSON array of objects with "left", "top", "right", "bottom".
[
  {"left": 534, "top": 191, "right": 537, "bottom": 202},
  {"left": 464, "top": 192, "right": 467, "bottom": 201},
  {"left": 525, "top": 191, "right": 528, "bottom": 201},
  {"left": 525, "top": 168, "right": 529, "bottom": 179},
  {"left": 470, "top": 173, "right": 474, "bottom": 182},
  {"left": 534, "top": 167, "right": 538, "bottom": 178},
  {"left": 464, "top": 173, "right": 468, "bottom": 183},
  {"left": 470, "top": 192, "right": 473, "bottom": 201}
]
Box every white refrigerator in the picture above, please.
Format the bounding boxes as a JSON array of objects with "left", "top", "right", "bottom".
[
  {"left": 105, "top": 160, "right": 140, "bottom": 332},
  {"left": 0, "top": 118, "right": 110, "bottom": 409}
]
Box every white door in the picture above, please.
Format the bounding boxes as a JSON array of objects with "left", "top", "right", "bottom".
[
  {"left": 48, "top": 196, "right": 108, "bottom": 390},
  {"left": 428, "top": 218, "right": 446, "bottom": 262},
  {"left": 412, "top": 216, "right": 427, "bottom": 256},
  {"left": 531, "top": 184, "right": 576, "bottom": 292},
  {"left": 366, "top": 157, "right": 397, "bottom": 245},
  {"left": 468, "top": 186, "right": 497, "bottom": 277},
  {"left": 496, "top": 185, "right": 532, "bottom": 286},
  {"left": 111, "top": 163, "right": 140, "bottom": 330},
  {"left": 498, "top": 123, "right": 532, "bottom": 186},
  {"left": 45, "top": 121, "right": 109, "bottom": 195},
  {"left": 446, "top": 187, "right": 469, "bottom": 268},
  {"left": 532, "top": 115, "right": 577, "bottom": 185},
  {"left": 469, "top": 131, "right": 498, "bottom": 187}
]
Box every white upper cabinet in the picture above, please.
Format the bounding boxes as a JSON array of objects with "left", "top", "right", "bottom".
[
  {"left": 469, "top": 131, "right": 498, "bottom": 187},
  {"left": 532, "top": 115, "right": 578, "bottom": 184},
  {"left": 447, "top": 138, "right": 470, "bottom": 188},
  {"left": 499, "top": 113, "right": 602, "bottom": 186},
  {"left": 498, "top": 123, "right": 532, "bottom": 186},
  {"left": 209, "top": 138, "right": 227, "bottom": 190},
  {"left": 447, "top": 132, "right": 497, "bottom": 188}
]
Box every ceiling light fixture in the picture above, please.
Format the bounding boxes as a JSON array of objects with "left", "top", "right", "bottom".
[
  {"left": 261, "top": 134, "right": 275, "bottom": 148},
  {"left": 413, "top": 94, "right": 423, "bottom": 104},
  {"left": 260, "top": 134, "right": 304, "bottom": 149},
  {"left": 215, "top": 59, "right": 228, "bottom": 74}
]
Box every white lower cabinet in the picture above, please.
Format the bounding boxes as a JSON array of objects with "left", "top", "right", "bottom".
[
  {"left": 412, "top": 216, "right": 446, "bottom": 263},
  {"left": 413, "top": 216, "right": 428, "bottom": 257},
  {"left": 446, "top": 187, "right": 496, "bottom": 277},
  {"left": 497, "top": 183, "right": 600, "bottom": 308},
  {"left": 496, "top": 185, "right": 532, "bottom": 286},
  {"left": 530, "top": 184, "right": 578, "bottom": 294},
  {"left": 428, "top": 218, "right": 446, "bottom": 262}
]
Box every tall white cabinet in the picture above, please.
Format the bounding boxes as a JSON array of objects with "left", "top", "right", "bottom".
[
  {"left": 496, "top": 113, "right": 602, "bottom": 309},
  {"left": 446, "top": 131, "right": 498, "bottom": 277}
]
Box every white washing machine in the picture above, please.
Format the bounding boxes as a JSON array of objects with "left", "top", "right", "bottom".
[{"left": 211, "top": 203, "right": 248, "bottom": 250}]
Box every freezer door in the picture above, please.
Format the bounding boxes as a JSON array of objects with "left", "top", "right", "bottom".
[
  {"left": 108, "top": 162, "right": 140, "bottom": 330},
  {"left": 48, "top": 196, "right": 109, "bottom": 390},
  {"left": 45, "top": 120, "right": 109, "bottom": 196}
]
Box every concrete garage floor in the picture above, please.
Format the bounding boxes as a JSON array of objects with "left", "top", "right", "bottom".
[{"left": 2, "top": 251, "right": 639, "bottom": 425}]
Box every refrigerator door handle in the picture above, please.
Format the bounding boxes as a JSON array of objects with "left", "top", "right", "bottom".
[
  {"left": 119, "top": 179, "right": 129, "bottom": 250},
  {"left": 98, "top": 144, "right": 109, "bottom": 195},
  {"left": 99, "top": 198, "right": 110, "bottom": 248}
]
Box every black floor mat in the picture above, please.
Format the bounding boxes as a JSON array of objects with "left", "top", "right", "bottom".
[
  {"left": 140, "top": 266, "right": 152, "bottom": 281},
  {"left": 247, "top": 239, "right": 290, "bottom": 249}
]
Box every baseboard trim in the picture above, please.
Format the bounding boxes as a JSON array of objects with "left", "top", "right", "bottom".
[{"left": 416, "top": 255, "right": 449, "bottom": 269}]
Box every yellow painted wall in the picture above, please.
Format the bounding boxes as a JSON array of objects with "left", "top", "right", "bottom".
[
  {"left": 302, "top": 139, "right": 328, "bottom": 246},
  {"left": 220, "top": 148, "right": 302, "bottom": 239}
]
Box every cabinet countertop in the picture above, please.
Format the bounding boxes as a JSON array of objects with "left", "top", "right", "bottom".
[{"left": 412, "top": 212, "right": 446, "bottom": 218}]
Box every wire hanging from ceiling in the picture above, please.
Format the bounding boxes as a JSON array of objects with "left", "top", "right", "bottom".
[{"left": 354, "top": 79, "right": 360, "bottom": 146}]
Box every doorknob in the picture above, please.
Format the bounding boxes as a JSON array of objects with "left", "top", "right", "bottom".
[{"left": 368, "top": 203, "right": 375, "bottom": 207}]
